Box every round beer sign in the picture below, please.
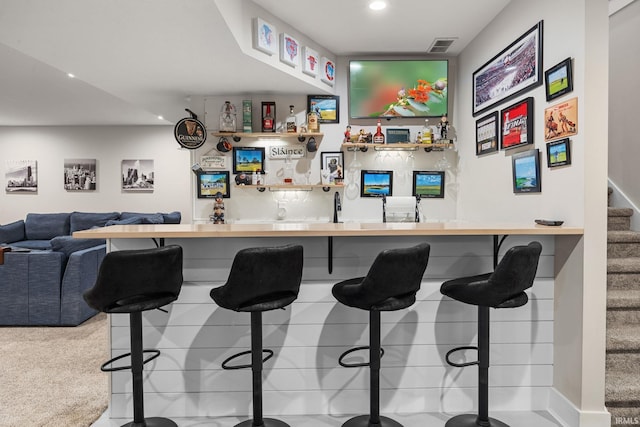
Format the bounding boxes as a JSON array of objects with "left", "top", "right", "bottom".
[{"left": 174, "top": 117, "right": 207, "bottom": 149}]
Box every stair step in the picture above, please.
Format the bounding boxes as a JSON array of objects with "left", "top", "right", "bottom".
[
  {"left": 608, "top": 289, "right": 640, "bottom": 309},
  {"left": 608, "top": 258, "right": 640, "bottom": 274},
  {"left": 607, "top": 323, "right": 640, "bottom": 352},
  {"left": 608, "top": 309, "right": 640, "bottom": 325},
  {"left": 606, "top": 353, "right": 640, "bottom": 405},
  {"left": 609, "top": 207, "right": 634, "bottom": 217},
  {"left": 609, "top": 231, "right": 640, "bottom": 243},
  {"left": 608, "top": 273, "right": 640, "bottom": 290}
]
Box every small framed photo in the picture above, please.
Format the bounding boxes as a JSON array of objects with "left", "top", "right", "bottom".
[
  {"left": 254, "top": 18, "right": 277, "bottom": 56},
  {"left": 122, "top": 159, "right": 154, "bottom": 191},
  {"left": 412, "top": 171, "right": 445, "bottom": 198},
  {"left": 512, "top": 149, "right": 541, "bottom": 193},
  {"left": 232, "top": 147, "right": 265, "bottom": 174},
  {"left": 308, "top": 95, "right": 339, "bottom": 124},
  {"left": 302, "top": 46, "right": 319, "bottom": 77},
  {"left": 197, "top": 171, "right": 230, "bottom": 199},
  {"left": 475, "top": 111, "right": 499, "bottom": 155},
  {"left": 64, "top": 158, "right": 96, "bottom": 191},
  {"left": 544, "top": 97, "right": 578, "bottom": 142},
  {"left": 500, "top": 97, "right": 534, "bottom": 150},
  {"left": 386, "top": 128, "right": 411, "bottom": 144},
  {"left": 546, "top": 138, "right": 571, "bottom": 168},
  {"left": 280, "top": 32, "right": 300, "bottom": 67},
  {"left": 361, "top": 170, "right": 393, "bottom": 198},
  {"left": 321, "top": 151, "right": 344, "bottom": 179},
  {"left": 321, "top": 57, "right": 336, "bottom": 86},
  {"left": 545, "top": 57, "right": 573, "bottom": 102}
]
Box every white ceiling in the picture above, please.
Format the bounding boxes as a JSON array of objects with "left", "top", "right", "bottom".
[{"left": 0, "top": 0, "right": 510, "bottom": 126}]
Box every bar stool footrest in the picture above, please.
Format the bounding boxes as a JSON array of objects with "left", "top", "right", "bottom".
[
  {"left": 101, "top": 349, "right": 161, "bottom": 372},
  {"left": 338, "top": 346, "right": 385, "bottom": 368},
  {"left": 342, "top": 414, "right": 403, "bottom": 427},
  {"left": 222, "top": 349, "right": 274, "bottom": 370},
  {"left": 445, "top": 346, "right": 478, "bottom": 368},
  {"left": 444, "top": 413, "right": 509, "bottom": 427},
  {"left": 121, "top": 416, "right": 178, "bottom": 427},
  {"left": 234, "top": 417, "right": 290, "bottom": 427}
]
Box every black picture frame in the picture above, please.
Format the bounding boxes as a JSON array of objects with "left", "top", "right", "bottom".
[
  {"left": 232, "top": 146, "right": 265, "bottom": 174},
  {"left": 412, "top": 171, "right": 445, "bottom": 198},
  {"left": 361, "top": 170, "right": 393, "bottom": 198},
  {"left": 197, "top": 171, "right": 230, "bottom": 199},
  {"left": 546, "top": 138, "right": 572, "bottom": 168},
  {"left": 512, "top": 149, "right": 541, "bottom": 193},
  {"left": 500, "top": 97, "right": 534, "bottom": 150},
  {"left": 321, "top": 151, "right": 344, "bottom": 174},
  {"left": 472, "top": 20, "right": 543, "bottom": 117},
  {"left": 545, "top": 57, "right": 573, "bottom": 102},
  {"left": 308, "top": 95, "right": 339, "bottom": 124},
  {"left": 475, "top": 111, "right": 499, "bottom": 155}
]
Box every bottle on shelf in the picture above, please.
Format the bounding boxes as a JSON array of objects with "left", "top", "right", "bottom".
[
  {"left": 373, "top": 119, "right": 385, "bottom": 144},
  {"left": 219, "top": 101, "right": 237, "bottom": 133},
  {"left": 286, "top": 105, "right": 297, "bottom": 133},
  {"left": 421, "top": 119, "right": 432, "bottom": 144},
  {"left": 307, "top": 102, "right": 319, "bottom": 133},
  {"left": 262, "top": 102, "right": 275, "bottom": 133}
]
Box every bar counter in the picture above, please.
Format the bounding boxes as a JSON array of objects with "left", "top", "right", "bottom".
[{"left": 74, "top": 221, "right": 587, "bottom": 424}]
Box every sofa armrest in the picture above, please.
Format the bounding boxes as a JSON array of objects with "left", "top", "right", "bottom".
[
  {"left": 60, "top": 244, "right": 106, "bottom": 325},
  {"left": 0, "top": 220, "right": 25, "bottom": 244}
]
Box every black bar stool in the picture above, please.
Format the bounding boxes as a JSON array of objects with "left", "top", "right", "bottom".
[
  {"left": 332, "top": 242, "right": 431, "bottom": 427},
  {"left": 440, "top": 241, "right": 542, "bottom": 427},
  {"left": 83, "top": 245, "right": 184, "bottom": 427},
  {"left": 210, "top": 244, "right": 304, "bottom": 427}
]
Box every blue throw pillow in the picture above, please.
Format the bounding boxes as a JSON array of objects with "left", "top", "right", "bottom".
[
  {"left": 25, "top": 213, "right": 71, "bottom": 240},
  {"left": 162, "top": 211, "right": 182, "bottom": 224},
  {"left": 0, "top": 220, "right": 25, "bottom": 244},
  {"left": 105, "top": 217, "right": 143, "bottom": 226},
  {"left": 70, "top": 211, "right": 120, "bottom": 233},
  {"left": 50, "top": 236, "right": 106, "bottom": 259},
  {"left": 119, "top": 212, "right": 165, "bottom": 224}
]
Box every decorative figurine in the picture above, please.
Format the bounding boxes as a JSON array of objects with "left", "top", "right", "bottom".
[
  {"left": 344, "top": 125, "right": 352, "bottom": 143},
  {"left": 438, "top": 114, "right": 450, "bottom": 140},
  {"left": 211, "top": 192, "right": 225, "bottom": 224}
]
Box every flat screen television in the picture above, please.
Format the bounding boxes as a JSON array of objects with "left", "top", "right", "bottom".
[{"left": 349, "top": 59, "right": 448, "bottom": 119}]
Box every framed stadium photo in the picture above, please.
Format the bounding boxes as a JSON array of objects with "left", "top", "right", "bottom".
[{"left": 472, "top": 20, "right": 543, "bottom": 117}]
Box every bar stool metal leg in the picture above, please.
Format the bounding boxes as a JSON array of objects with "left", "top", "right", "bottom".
[
  {"left": 444, "top": 307, "right": 508, "bottom": 427},
  {"left": 122, "top": 311, "right": 177, "bottom": 427},
  {"left": 342, "top": 311, "right": 402, "bottom": 427},
  {"left": 235, "top": 311, "right": 289, "bottom": 427}
]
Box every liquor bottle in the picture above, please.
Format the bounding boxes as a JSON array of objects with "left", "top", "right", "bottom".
[
  {"left": 373, "top": 119, "right": 385, "bottom": 144},
  {"left": 421, "top": 119, "right": 432, "bottom": 144},
  {"left": 286, "top": 105, "right": 297, "bottom": 133},
  {"left": 219, "top": 101, "right": 236, "bottom": 132},
  {"left": 262, "top": 103, "right": 274, "bottom": 132},
  {"left": 307, "top": 102, "right": 319, "bottom": 132}
]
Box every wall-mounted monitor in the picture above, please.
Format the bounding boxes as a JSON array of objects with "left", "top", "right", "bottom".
[
  {"left": 349, "top": 59, "right": 448, "bottom": 119},
  {"left": 412, "top": 171, "right": 445, "bottom": 198},
  {"left": 361, "top": 170, "right": 393, "bottom": 198},
  {"left": 197, "top": 171, "right": 230, "bottom": 199}
]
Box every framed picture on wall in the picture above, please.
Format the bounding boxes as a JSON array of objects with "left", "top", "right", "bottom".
[
  {"left": 475, "top": 111, "right": 499, "bottom": 155},
  {"left": 308, "top": 95, "right": 339, "bottom": 123},
  {"left": 232, "top": 147, "right": 265, "bottom": 174},
  {"left": 5, "top": 160, "right": 38, "bottom": 193},
  {"left": 197, "top": 171, "right": 230, "bottom": 198},
  {"left": 512, "top": 149, "right": 541, "bottom": 193},
  {"left": 546, "top": 138, "right": 571, "bottom": 168},
  {"left": 544, "top": 97, "right": 578, "bottom": 142},
  {"left": 64, "top": 158, "right": 96, "bottom": 191},
  {"left": 500, "top": 97, "right": 534, "bottom": 150},
  {"left": 412, "top": 171, "right": 445, "bottom": 198},
  {"left": 545, "top": 57, "right": 573, "bottom": 101},
  {"left": 472, "top": 20, "right": 543, "bottom": 116},
  {"left": 121, "top": 159, "right": 154, "bottom": 191},
  {"left": 361, "top": 170, "right": 393, "bottom": 198}
]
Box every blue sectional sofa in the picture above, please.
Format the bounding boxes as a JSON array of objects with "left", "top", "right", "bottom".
[{"left": 0, "top": 210, "right": 181, "bottom": 325}]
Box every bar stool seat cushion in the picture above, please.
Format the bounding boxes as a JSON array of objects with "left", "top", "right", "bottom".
[
  {"left": 83, "top": 245, "right": 184, "bottom": 314},
  {"left": 440, "top": 242, "right": 542, "bottom": 309},
  {"left": 333, "top": 277, "right": 417, "bottom": 311},
  {"left": 211, "top": 245, "right": 303, "bottom": 313}
]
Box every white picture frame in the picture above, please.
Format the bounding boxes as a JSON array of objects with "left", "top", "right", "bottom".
[
  {"left": 279, "top": 33, "right": 300, "bottom": 67},
  {"left": 321, "top": 57, "right": 336, "bottom": 86},
  {"left": 254, "top": 18, "right": 277, "bottom": 56},
  {"left": 302, "top": 46, "right": 319, "bottom": 77}
]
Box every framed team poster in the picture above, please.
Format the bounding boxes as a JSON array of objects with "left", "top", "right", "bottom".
[
  {"left": 254, "top": 18, "right": 276, "bottom": 55},
  {"left": 476, "top": 111, "right": 499, "bottom": 155},
  {"left": 302, "top": 46, "right": 319, "bottom": 77},
  {"left": 500, "top": 97, "right": 534, "bottom": 150},
  {"left": 280, "top": 33, "right": 299, "bottom": 67}
]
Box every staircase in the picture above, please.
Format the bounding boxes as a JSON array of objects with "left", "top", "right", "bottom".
[{"left": 606, "top": 190, "right": 640, "bottom": 423}]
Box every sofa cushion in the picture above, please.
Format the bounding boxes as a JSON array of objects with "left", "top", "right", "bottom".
[
  {"left": 0, "top": 220, "right": 25, "bottom": 244},
  {"left": 25, "top": 213, "right": 71, "bottom": 240},
  {"left": 11, "top": 240, "right": 52, "bottom": 250},
  {"left": 70, "top": 211, "right": 120, "bottom": 233},
  {"left": 119, "top": 212, "right": 165, "bottom": 224},
  {"left": 162, "top": 211, "right": 182, "bottom": 224},
  {"left": 105, "top": 216, "right": 143, "bottom": 226},
  {"left": 50, "top": 236, "right": 106, "bottom": 259}
]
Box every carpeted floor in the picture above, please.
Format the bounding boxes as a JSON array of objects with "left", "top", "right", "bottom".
[{"left": 0, "top": 313, "right": 109, "bottom": 427}]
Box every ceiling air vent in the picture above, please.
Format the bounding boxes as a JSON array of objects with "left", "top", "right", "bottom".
[{"left": 428, "top": 38, "right": 456, "bottom": 54}]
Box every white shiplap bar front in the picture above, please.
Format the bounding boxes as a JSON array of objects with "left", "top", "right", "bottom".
[{"left": 74, "top": 222, "right": 583, "bottom": 420}]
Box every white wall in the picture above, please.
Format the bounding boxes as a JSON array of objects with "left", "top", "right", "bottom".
[
  {"left": 609, "top": 0, "right": 640, "bottom": 206},
  {"left": 0, "top": 126, "right": 192, "bottom": 224}
]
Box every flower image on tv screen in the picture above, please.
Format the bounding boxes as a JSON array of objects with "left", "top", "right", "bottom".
[{"left": 349, "top": 59, "right": 448, "bottom": 119}]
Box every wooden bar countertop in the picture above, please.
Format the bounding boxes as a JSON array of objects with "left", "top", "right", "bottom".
[{"left": 73, "top": 222, "right": 584, "bottom": 239}]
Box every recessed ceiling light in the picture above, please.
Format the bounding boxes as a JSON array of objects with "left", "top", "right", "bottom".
[
  {"left": 67, "top": 73, "right": 75, "bottom": 78},
  {"left": 157, "top": 115, "right": 164, "bottom": 120},
  {"left": 369, "top": 1, "right": 386, "bottom": 11}
]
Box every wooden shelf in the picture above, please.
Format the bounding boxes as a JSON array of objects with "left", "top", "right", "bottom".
[
  {"left": 342, "top": 142, "right": 453, "bottom": 151},
  {"left": 235, "top": 183, "right": 344, "bottom": 192},
  {"left": 211, "top": 132, "right": 323, "bottom": 140}
]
